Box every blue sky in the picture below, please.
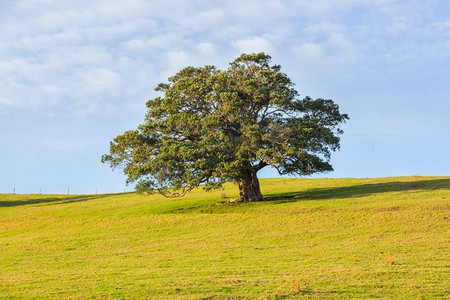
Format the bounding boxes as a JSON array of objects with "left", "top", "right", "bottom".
[{"left": 1, "top": 0, "right": 449, "bottom": 194}]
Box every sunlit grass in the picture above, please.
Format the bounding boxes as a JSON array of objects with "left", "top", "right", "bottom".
[{"left": 0, "top": 176, "right": 449, "bottom": 298}]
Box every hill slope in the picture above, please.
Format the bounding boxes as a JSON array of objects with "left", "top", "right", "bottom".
[{"left": 0, "top": 177, "right": 449, "bottom": 298}]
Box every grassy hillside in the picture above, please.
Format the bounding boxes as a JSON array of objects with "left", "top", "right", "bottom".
[{"left": 0, "top": 177, "right": 449, "bottom": 299}]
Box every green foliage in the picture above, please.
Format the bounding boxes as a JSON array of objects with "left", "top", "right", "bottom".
[{"left": 102, "top": 53, "right": 349, "bottom": 196}]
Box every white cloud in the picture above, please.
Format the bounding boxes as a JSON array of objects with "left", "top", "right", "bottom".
[
  {"left": 234, "top": 0, "right": 290, "bottom": 21},
  {"left": 292, "top": 42, "right": 326, "bottom": 59},
  {"left": 92, "top": 0, "right": 153, "bottom": 22},
  {"left": 232, "top": 36, "right": 274, "bottom": 55},
  {"left": 121, "top": 34, "right": 178, "bottom": 52},
  {"left": 20, "top": 30, "right": 84, "bottom": 51},
  {"left": 164, "top": 51, "right": 194, "bottom": 76},
  {"left": 0, "top": 94, "right": 14, "bottom": 106},
  {"left": 77, "top": 67, "right": 121, "bottom": 95},
  {"left": 197, "top": 42, "right": 216, "bottom": 56},
  {"left": 39, "top": 85, "right": 63, "bottom": 96},
  {"left": 294, "top": 0, "right": 394, "bottom": 15},
  {"left": 303, "top": 22, "right": 346, "bottom": 36},
  {"left": 178, "top": 9, "right": 226, "bottom": 30}
]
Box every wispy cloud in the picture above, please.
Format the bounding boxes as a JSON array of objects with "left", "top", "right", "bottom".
[
  {"left": 1, "top": 0, "right": 449, "bottom": 128},
  {"left": 2, "top": 0, "right": 448, "bottom": 114}
]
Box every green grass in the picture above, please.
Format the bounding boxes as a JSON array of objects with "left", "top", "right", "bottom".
[{"left": 0, "top": 176, "right": 449, "bottom": 299}]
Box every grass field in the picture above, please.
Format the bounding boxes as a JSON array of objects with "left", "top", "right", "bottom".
[{"left": 0, "top": 176, "right": 449, "bottom": 299}]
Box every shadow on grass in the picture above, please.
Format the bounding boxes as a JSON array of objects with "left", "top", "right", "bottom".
[
  {"left": 168, "top": 178, "right": 450, "bottom": 214},
  {"left": 0, "top": 193, "right": 126, "bottom": 207},
  {"left": 4, "top": 179, "right": 448, "bottom": 209},
  {"left": 264, "top": 178, "right": 450, "bottom": 204}
]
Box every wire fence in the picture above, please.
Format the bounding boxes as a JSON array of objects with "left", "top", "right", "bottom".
[{"left": 9, "top": 187, "right": 130, "bottom": 195}]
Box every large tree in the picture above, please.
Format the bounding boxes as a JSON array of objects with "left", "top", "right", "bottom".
[{"left": 102, "top": 53, "right": 349, "bottom": 202}]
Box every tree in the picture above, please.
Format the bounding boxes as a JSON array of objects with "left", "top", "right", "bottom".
[{"left": 102, "top": 53, "right": 349, "bottom": 202}]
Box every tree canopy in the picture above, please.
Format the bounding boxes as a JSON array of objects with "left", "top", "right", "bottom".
[{"left": 102, "top": 53, "right": 349, "bottom": 201}]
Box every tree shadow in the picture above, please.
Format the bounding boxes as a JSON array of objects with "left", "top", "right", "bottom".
[
  {"left": 263, "top": 178, "right": 450, "bottom": 204},
  {"left": 0, "top": 193, "right": 126, "bottom": 207}
]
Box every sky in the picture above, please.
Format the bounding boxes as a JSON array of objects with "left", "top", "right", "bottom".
[{"left": 1, "top": 0, "right": 449, "bottom": 194}]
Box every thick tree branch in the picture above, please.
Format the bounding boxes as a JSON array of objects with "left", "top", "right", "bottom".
[{"left": 251, "top": 160, "right": 268, "bottom": 172}]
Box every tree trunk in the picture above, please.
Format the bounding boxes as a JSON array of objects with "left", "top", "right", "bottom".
[{"left": 236, "top": 169, "right": 264, "bottom": 202}]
